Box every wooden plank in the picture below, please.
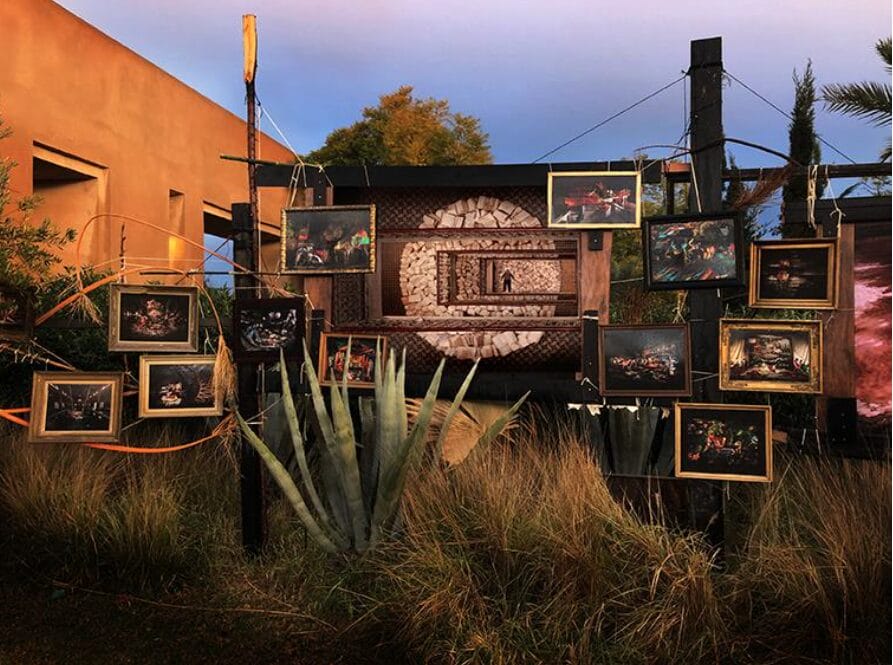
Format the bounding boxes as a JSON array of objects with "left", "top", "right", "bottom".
[
  {"left": 579, "top": 231, "right": 613, "bottom": 322},
  {"left": 820, "top": 224, "right": 855, "bottom": 398}
]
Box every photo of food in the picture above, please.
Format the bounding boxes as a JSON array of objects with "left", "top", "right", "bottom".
[
  {"left": 547, "top": 172, "right": 641, "bottom": 229},
  {"left": 644, "top": 214, "right": 742, "bottom": 290},
  {"left": 139, "top": 356, "right": 222, "bottom": 418},
  {"left": 675, "top": 403, "right": 772, "bottom": 482},
  {"left": 108, "top": 285, "right": 199, "bottom": 352},
  {"left": 234, "top": 297, "right": 305, "bottom": 361},
  {"left": 28, "top": 372, "right": 124, "bottom": 443},
  {"left": 720, "top": 319, "right": 821, "bottom": 393},
  {"left": 599, "top": 324, "right": 691, "bottom": 396},
  {"left": 749, "top": 239, "right": 837, "bottom": 308},
  {"left": 281, "top": 205, "right": 376, "bottom": 274},
  {"left": 0, "top": 286, "right": 32, "bottom": 341},
  {"left": 318, "top": 334, "right": 386, "bottom": 387}
]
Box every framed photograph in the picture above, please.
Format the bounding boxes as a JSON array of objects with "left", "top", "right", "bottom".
[
  {"left": 547, "top": 171, "right": 641, "bottom": 229},
  {"left": 138, "top": 355, "right": 222, "bottom": 418},
  {"left": 719, "top": 319, "right": 822, "bottom": 394},
  {"left": 643, "top": 213, "right": 744, "bottom": 290},
  {"left": 233, "top": 297, "right": 306, "bottom": 361},
  {"left": 318, "top": 334, "right": 387, "bottom": 388},
  {"left": 749, "top": 239, "right": 838, "bottom": 309},
  {"left": 598, "top": 324, "right": 691, "bottom": 396},
  {"left": 280, "top": 205, "right": 376, "bottom": 274},
  {"left": 0, "top": 286, "right": 33, "bottom": 342},
  {"left": 28, "top": 371, "right": 124, "bottom": 443},
  {"left": 108, "top": 284, "right": 199, "bottom": 352},
  {"left": 675, "top": 403, "right": 772, "bottom": 483}
]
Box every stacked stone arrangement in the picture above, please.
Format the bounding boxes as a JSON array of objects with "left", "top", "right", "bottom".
[{"left": 398, "top": 197, "right": 561, "bottom": 360}]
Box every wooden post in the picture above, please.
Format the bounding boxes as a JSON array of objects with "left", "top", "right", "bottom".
[
  {"left": 237, "top": 15, "right": 265, "bottom": 554},
  {"left": 688, "top": 37, "right": 725, "bottom": 552}
]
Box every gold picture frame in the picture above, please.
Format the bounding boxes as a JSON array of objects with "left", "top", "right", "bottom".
[
  {"left": 280, "top": 204, "right": 376, "bottom": 274},
  {"left": 138, "top": 355, "right": 223, "bottom": 418},
  {"left": 108, "top": 284, "right": 199, "bottom": 352},
  {"left": 749, "top": 239, "right": 838, "bottom": 309},
  {"left": 675, "top": 402, "right": 773, "bottom": 483},
  {"left": 547, "top": 171, "right": 642, "bottom": 229},
  {"left": 719, "top": 319, "right": 822, "bottom": 394},
  {"left": 317, "top": 333, "right": 387, "bottom": 388},
  {"left": 29, "top": 371, "right": 124, "bottom": 443}
]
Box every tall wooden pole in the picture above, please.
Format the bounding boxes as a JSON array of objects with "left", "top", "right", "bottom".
[{"left": 237, "top": 14, "right": 265, "bottom": 553}]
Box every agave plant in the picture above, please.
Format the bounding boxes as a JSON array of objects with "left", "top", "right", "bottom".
[{"left": 237, "top": 341, "right": 527, "bottom": 553}]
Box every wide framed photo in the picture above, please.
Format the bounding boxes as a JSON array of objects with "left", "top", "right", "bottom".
[
  {"left": 719, "top": 319, "right": 822, "bottom": 394},
  {"left": 643, "top": 213, "right": 744, "bottom": 290},
  {"left": 233, "top": 297, "right": 306, "bottom": 361},
  {"left": 28, "top": 371, "right": 124, "bottom": 443},
  {"left": 598, "top": 324, "right": 691, "bottom": 397},
  {"left": 318, "top": 333, "right": 387, "bottom": 388},
  {"left": 0, "top": 285, "right": 33, "bottom": 342},
  {"left": 108, "top": 284, "right": 199, "bottom": 352},
  {"left": 749, "top": 238, "right": 838, "bottom": 309},
  {"left": 280, "top": 205, "right": 376, "bottom": 274},
  {"left": 138, "top": 355, "right": 222, "bottom": 418},
  {"left": 675, "top": 403, "right": 772, "bottom": 483},
  {"left": 547, "top": 171, "right": 641, "bottom": 229}
]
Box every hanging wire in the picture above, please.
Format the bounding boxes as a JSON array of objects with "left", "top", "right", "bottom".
[
  {"left": 723, "top": 69, "right": 858, "bottom": 165},
  {"left": 532, "top": 73, "right": 688, "bottom": 163}
]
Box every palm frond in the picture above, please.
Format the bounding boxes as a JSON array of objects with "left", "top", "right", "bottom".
[
  {"left": 877, "top": 37, "right": 891, "bottom": 73},
  {"left": 821, "top": 81, "right": 892, "bottom": 126}
]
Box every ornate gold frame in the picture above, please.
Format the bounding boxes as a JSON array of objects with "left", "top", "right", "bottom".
[
  {"left": 138, "top": 355, "right": 223, "bottom": 418},
  {"left": 719, "top": 319, "right": 822, "bottom": 394},
  {"left": 317, "top": 333, "right": 387, "bottom": 388},
  {"left": 547, "top": 171, "right": 642, "bottom": 229},
  {"left": 280, "top": 204, "right": 376, "bottom": 274},
  {"left": 28, "top": 371, "right": 124, "bottom": 443},
  {"left": 674, "top": 402, "right": 773, "bottom": 483},
  {"left": 108, "top": 284, "right": 199, "bottom": 352},
  {"left": 748, "top": 239, "right": 838, "bottom": 309}
]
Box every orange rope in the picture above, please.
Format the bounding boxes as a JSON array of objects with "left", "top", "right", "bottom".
[{"left": 0, "top": 408, "right": 30, "bottom": 427}]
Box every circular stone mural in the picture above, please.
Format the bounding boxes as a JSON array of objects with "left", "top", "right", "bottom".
[{"left": 398, "top": 196, "right": 558, "bottom": 360}]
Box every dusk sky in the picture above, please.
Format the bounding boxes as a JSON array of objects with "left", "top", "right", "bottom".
[{"left": 55, "top": 1, "right": 891, "bottom": 170}]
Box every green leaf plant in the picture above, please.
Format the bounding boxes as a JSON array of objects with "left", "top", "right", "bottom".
[{"left": 236, "top": 340, "right": 527, "bottom": 554}]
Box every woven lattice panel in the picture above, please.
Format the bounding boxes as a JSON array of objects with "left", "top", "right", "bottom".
[{"left": 332, "top": 273, "right": 366, "bottom": 325}]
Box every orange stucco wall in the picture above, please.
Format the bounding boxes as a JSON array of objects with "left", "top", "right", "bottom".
[{"left": 1, "top": 0, "right": 293, "bottom": 278}]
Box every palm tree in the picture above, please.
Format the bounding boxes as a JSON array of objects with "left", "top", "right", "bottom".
[{"left": 821, "top": 37, "right": 892, "bottom": 161}]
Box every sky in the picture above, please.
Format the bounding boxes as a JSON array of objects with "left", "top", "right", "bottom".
[{"left": 54, "top": 0, "right": 892, "bottom": 169}]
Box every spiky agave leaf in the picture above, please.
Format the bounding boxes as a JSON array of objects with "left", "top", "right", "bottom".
[
  {"left": 465, "top": 392, "right": 529, "bottom": 463},
  {"left": 431, "top": 360, "right": 479, "bottom": 465},
  {"left": 329, "top": 371, "right": 369, "bottom": 551},
  {"left": 236, "top": 413, "right": 340, "bottom": 553}
]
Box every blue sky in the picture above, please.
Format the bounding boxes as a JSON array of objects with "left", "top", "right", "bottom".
[{"left": 55, "top": 0, "right": 891, "bottom": 168}]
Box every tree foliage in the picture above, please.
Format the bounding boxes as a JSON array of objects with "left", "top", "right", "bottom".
[
  {"left": 306, "top": 86, "right": 492, "bottom": 166},
  {"left": 782, "top": 61, "right": 823, "bottom": 207},
  {"left": 822, "top": 37, "right": 892, "bottom": 161}
]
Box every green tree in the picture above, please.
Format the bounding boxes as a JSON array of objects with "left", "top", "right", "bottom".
[
  {"left": 306, "top": 86, "right": 492, "bottom": 166},
  {"left": 822, "top": 37, "right": 892, "bottom": 161}
]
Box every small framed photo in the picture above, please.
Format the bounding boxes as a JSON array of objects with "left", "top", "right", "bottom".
[
  {"left": 0, "top": 286, "right": 33, "bottom": 342},
  {"left": 547, "top": 171, "right": 641, "bottom": 229},
  {"left": 281, "top": 205, "right": 376, "bottom": 274},
  {"left": 29, "top": 371, "right": 124, "bottom": 443},
  {"left": 233, "top": 297, "right": 306, "bottom": 361},
  {"left": 318, "top": 333, "right": 387, "bottom": 388},
  {"left": 108, "top": 284, "right": 199, "bottom": 352},
  {"left": 643, "top": 213, "right": 744, "bottom": 290},
  {"left": 749, "top": 239, "right": 838, "bottom": 309},
  {"left": 598, "top": 324, "right": 691, "bottom": 397},
  {"left": 675, "top": 403, "right": 773, "bottom": 483},
  {"left": 719, "top": 319, "right": 822, "bottom": 394},
  {"left": 138, "top": 355, "right": 222, "bottom": 418}
]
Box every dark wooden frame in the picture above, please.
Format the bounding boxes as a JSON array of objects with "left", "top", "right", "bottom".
[
  {"left": 547, "top": 171, "right": 642, "bottom": 229},
  {"left": 674, "top": 402, "right": 773, "bottom": 483},
  {"left": 718, "top": 318, "right": 823, "bottom": 394},
  {"left": 28, "top": 371, "right": 124, "bottom": 443},
  {"left": 317, "top": 333, "right": 388, "bottom": 388},
  {"left": 107, "top": 284, "right": 199, "bottom": 352},
  {"left": 279, "top": 204, "right": 376, "bottom": 275},
  {"left": 643, "top": 212, "right": 745, "bottom": 291},
  {"left": 598, "top": 323, "right": 692, "bottom": 397},
  {"left": 138, "top": 355, "right": 223, "bottom": 418},
  {"left": 0, "top": 285, "right": 34, "bottom": 342},
  {"left": 748, "top": 238, "right": 838, "bottom": 309},
  {"left": 232, "top": 296, "right": 306, "bottom": 361}
]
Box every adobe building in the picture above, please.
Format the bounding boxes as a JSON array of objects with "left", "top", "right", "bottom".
[{"left": 1, "top": 0, "right": 293, "bottom": 278}]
